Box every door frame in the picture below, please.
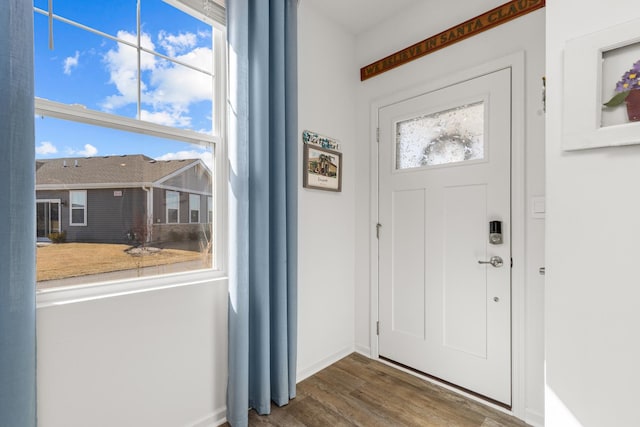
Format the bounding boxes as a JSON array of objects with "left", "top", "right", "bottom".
[
  {"left": 37, "top": 199, "right": 62, "bottom": 239},
  {"left": 368, "top": 52, "right": 527, "bottom": 419}
]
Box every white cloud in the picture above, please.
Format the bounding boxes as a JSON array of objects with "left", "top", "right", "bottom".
[
  {"left": 197, "top": 29, "right": 212, "bottom": 40},
  {"left": 101, "top": 30, "right": 213, "bottom": 128},
  {"left": 68, "top": 144, "right": 98, "bottom": 157},
  {"left": 145, "top": 47, "right": 213, "bottom": 106},
  {"left": 102, "top": 31, "right": 155, "bottom": 111},
  {"left": 140, "top": 109, "right": 191, "bottom": 128},
  {"left": 156, "top": 149, "right": 213, "bottom": 170},
  {"left": 158, "top": 31, "right": 197, "bottom": 57},
  {"left": 63, "top": 51, "right": 80, "bottom": 75},
  {"left": 36, "top": 141, "right": 58, "bottom": 155}
]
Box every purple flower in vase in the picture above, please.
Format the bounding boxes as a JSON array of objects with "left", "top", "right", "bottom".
[
  {"left": 615, "top": 80, "right": 628, "bottom": 93},
  {"left": 604, "top": 60, "right": 640, "bottom": 107}
]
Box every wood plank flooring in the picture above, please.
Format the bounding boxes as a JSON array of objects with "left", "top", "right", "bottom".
[{"left": 225, "top": 353, "right": 529, "bottom": 426}]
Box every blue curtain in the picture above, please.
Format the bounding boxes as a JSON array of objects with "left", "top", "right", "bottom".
[
  {"left": 0, "top": 1, "right": 37, "bottom": 426},
  {"left": 226, "top": 0, "right": 298, "bottom": 426}
]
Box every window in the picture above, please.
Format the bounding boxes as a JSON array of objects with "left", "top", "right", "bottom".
[
  {"left": 208, "top": 196, "right": 213, "bottom": 223},
  {"left": 166, "top": 191, "right": 180, "bottom": 224},
  {"left": 34, "top": 1, "right": 226, "bottom": 291},
  {"left": 33, "top": 0, "right": 217, "bottom": 130},
  {"left": 396, "top": 101, "right": 485, "bottom": 169},
  {"left": 69, "top": 190, "right": 87, "bottom": 226},
  {"left": 190, "top": 194, "right": 200, "bottom": 223}
]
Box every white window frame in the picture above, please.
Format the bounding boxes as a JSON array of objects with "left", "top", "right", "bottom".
[
  {"left": 189, "top": 194, "right": 201, "bottom": 223},
  {"left": 36, "top": 198, "right": 63, "bottom": 235},
  {"left": 166, "top": 190, "right": 181, "bottom": 224},
  {"left": 69, "top": 190, "right": 87, "bottom": 226},
  {"left": 35, "top": 3, "right": 228, "bottom": 305}
]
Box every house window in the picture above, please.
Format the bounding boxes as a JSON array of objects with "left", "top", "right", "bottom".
[
  {"left": 166, "top": 191, "right": 180, "bottom": 224},
  {"left": 208, "top": 196, "right": 213, "bottom": 223},
  {"left": 69, "top": 190, "right": 87, "bottom": 226},
  {"left": 33, "top": 1, "right": 226, "bottom": 291},
  {"left": 190, "top": 194, "right": 200, "bottom": 223}
]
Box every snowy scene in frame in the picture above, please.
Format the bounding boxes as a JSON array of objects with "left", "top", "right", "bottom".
[{"left": 302, "top": 129, "right": 341, "bottom": 151}]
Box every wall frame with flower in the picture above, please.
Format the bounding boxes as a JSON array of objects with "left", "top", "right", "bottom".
[{"left": 562, "top": 18, "right": 640, "bottom": 150}]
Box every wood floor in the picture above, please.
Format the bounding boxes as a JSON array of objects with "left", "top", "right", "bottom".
[{"left": 227, "top": 353, "right": 528, "bottom": 426}]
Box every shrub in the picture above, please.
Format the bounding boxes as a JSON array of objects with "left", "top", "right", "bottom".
[
  {"left": 48, "top": 231, "right": 66, "bottom": 243},
  {"left": 128, "top": 216, "right": 150, "bottom": 247},
  {"left": 168, "top": 230, "right": 183, "bottom": 242}
]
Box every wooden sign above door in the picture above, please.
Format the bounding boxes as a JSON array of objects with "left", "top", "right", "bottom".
[{"left": 360, "top": 0, "right": 545, "bottom": 81}]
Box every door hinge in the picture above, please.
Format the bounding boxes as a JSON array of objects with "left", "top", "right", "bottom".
[
  {"left": 542, "top": 76, "right": 546, "bottom": 113},
  {"left": 376, "top": 321, "right": 379, "bottom": 335},
  {"left": 376, "top": 127, "right": 380, "bottom": 143},
  {"left": 376, "top": 223, "right": 382, "bottom": 239},
  {"left": 511, "top": 257, "right": 513, "bottom": 268}
]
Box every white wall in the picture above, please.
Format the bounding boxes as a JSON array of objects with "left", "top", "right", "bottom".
[
  {"left": 37, "top": 279, "right": 228, "bottom": 427},
  {"left": 296, "top": 1, "right": 358, "bottom": 380},
  {"left": 545, "top": 2, "right": 640, "bottom": 426},
  {"left": 353, "top": 2, "right": 546, "bottom": 424}
]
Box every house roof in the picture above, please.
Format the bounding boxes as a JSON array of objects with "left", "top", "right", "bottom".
[{"left": 36, "top": 154, "right": 205, "bottom": 186}]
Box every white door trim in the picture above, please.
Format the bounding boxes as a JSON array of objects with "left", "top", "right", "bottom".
[{"left": 368, "top": 51, "right": 527, "bottom": 420}]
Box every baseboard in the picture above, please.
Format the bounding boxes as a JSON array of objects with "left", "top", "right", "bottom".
[
  {"left": 296, "top": 346, "right": 353, "bottom": 383},
  {"left": 525, "top": 408, "right": 544, "bottom": 427},
  {"left": 188, "top": 407, "right": 227, "bottom": 427},
  {"left": 195, "top": 348, "right": 354, "bottom": 426},
  {"left": 354, "top": 344, "right": 371, "bottom": 357}
]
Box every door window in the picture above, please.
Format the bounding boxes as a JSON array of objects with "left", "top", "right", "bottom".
[{"left": 395, "top": 101, "right": 485, "bottom": 169}]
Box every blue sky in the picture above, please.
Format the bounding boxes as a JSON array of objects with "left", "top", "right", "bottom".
[{"left": 33, "top": 1, "right": 215, "bottom": 167}]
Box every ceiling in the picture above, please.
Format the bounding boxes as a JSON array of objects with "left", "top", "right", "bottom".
[{"left": 304, "top": 0, "right": 425, "bottom": 35}]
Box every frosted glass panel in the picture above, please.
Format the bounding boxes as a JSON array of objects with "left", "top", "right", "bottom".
[{"left": 396, "top": 101, "right": 485, "bottom": 169}]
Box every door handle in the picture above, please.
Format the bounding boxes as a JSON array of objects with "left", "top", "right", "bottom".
[{"left": 478, "top": 256, "right": 504, "bottom": 268}]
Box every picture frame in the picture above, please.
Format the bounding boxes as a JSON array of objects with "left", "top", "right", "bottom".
[
  {"left": 303, "top": 144, "right": 342, "bottom": 192},
  {"left": 563, "top": 18, "right": 640, "bottom": 150}
]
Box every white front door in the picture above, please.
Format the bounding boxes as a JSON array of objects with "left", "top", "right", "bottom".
[{"left": 378, "top": 68, "right": 512, "bottom": 405}]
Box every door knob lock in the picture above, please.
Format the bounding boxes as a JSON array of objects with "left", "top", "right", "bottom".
[{"left": 478, "top": 256, "right": 504, "bottom": 268}]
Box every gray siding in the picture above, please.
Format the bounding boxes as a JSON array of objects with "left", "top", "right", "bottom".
[
  {"left": 161, "top": 164, "right": 212, "bottom": 194},
  {"left": 180, "top": 192, "right": 189, "bottom": 224},
  {"left": 154, "top": 189, "right": 210, "bottom": 225},
  {"left": 152, "top": 188, "right": 189, "bottom": 224},
  {"left": 87, "top": 188, "right": 147, "bottom": 243},
  {"left": 153, "top": 187, "right": 166, "bottom": 224},
  {"left": 37, "top": 188, "right": 147, "bottom": 243}
]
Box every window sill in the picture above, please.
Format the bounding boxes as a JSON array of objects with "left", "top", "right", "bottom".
[{"left": 36, "top": 268, "right": 228, "bottom": 308}]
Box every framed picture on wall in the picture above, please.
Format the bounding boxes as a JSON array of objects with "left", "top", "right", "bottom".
[
  {"left": 563, "top": 17, "right": 640, "bottom": 150},
  {"left": 303, "top": 144, "right": 342, "bottom": 192}
]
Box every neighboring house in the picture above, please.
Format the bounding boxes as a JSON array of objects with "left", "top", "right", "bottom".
[{"left": 36, "top": 154, "right": 213, "bottom": 244}]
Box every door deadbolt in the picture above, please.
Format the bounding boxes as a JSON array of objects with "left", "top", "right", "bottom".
[
  {"left": 489, "top": 220, "right": 503, "bottom": 245},
  {"left": 478, "top": 256, "right": 504, "bottom": 268}
]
